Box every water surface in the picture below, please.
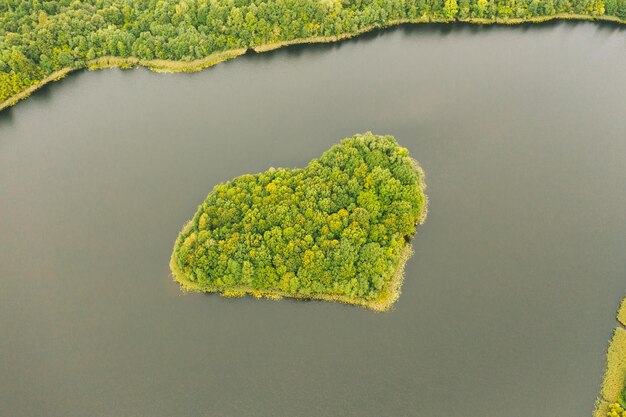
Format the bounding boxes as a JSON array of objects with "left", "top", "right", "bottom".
[{"left": 1, "top": 22, "right": 625, "bottom": 417}]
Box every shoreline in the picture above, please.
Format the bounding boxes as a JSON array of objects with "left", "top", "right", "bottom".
[
  {"left": 169, "top": 156, "right": 428, "bottom": 312},
  {"left": 593, "top": 294, "right": 626, "bottom": 417},
  {"left": 0, "top": 67, "right": 75, "bottom": 112},
  {"left": 1, "top": 14, "right": 624, "bottom": 113},
  {"left": 169, "top": 221, "right": 416, "bottom": 312}
]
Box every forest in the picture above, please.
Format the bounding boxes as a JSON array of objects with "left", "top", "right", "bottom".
[
  {"left": 171, "top": 133, "right": 428, "bottom": 310},
  {"left": 1, "top": 0, "right": 625, "bottom": 108}
]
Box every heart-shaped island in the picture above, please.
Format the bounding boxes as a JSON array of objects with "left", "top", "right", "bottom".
[{"left": 170, "top": 132, "right": 428, "bottom": 311}]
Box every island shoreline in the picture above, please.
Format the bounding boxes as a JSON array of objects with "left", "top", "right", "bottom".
[
  {"left": 169, "top": 156, "right": 428, "bottom": 312},
  {"left": 1, "top": 15, "right": 623, "bottom": 113},
  {"left": 170, "top": 221, "right": 416, "bottom": 312}
]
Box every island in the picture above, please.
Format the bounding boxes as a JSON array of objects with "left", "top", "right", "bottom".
[
  {"left": 170, "top": 132, "right": 428, "bottom": 311},
  {"left": 1, "top": 0, "right": 625, "bottom": 112},
  {"left": 595, "top": 295, "right": 626, "bottom": 417}
]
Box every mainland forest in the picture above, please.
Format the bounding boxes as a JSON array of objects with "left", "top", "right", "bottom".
[
  {"left": 171, "top": 133, "right": 428, "bottom": 311},
  {"left": 1, "top": 0, "right": 625, "bottom": 108}
]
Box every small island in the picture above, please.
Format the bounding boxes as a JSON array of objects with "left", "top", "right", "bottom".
[
  {"left": 170, "top": 133, "right": 427, "bottom": 311},
  {"left": 595, "top": 295, "right": 626, "bottom": 417}
]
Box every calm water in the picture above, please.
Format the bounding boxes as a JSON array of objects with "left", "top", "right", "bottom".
[{"left": 1, "top": 22, "right": 625, "bottom": 417}]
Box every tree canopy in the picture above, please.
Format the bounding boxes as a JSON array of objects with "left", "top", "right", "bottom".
[
  {"left": 170, "top": 132, "right": 427, "bottom": 310},
  {"left": 1, "top": 0, "right": 624, "bottom": 108}
]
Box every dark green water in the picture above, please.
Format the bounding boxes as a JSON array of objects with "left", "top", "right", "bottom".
[{"left": 1, "top": 22, "right": 625, "bottom": 417}]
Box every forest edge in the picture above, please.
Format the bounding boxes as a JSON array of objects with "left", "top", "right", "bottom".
[{"left": 1, "top": 14, "right": 624, "bottom": 113}]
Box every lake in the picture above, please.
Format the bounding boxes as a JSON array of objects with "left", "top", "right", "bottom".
[{"left": 1, "top": 22, "right": 625, "bottom": 417}]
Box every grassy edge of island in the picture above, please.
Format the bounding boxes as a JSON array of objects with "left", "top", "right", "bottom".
[
  {"left": 170, "top": 157, "right": 428, "bottom": 312},
  {"left": 593, "top": 294, "right": 626, "bottom": 417},
  {"left": 618, "top": 297, "right": 626, "bottom": 327},
  {"left": 1, "top": 14, "right": 624, "bottom": 114}
]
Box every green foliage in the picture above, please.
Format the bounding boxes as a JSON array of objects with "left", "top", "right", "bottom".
[
  {"left": 596, "top": 296, "right": 626, "bottom": 417},
  {"left": 172, "top": 133, "right": 427, "bottom": 307},
  {"left": 1, "top": 0, "right": 624, "bottom": 106},
  {"left": 608, "top": 401, "right": 626, "bottom": 417}
]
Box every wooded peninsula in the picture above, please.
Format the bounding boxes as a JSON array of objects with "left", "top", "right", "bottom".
[
  {"left": 170, "top": 133, "right": 428, "bottom": 311},
  {"left": 1, "top": 0, "right": 625, "bottom": 111},
  {"left": 595, "top": 296, "right": 626, "bottom": 417}
]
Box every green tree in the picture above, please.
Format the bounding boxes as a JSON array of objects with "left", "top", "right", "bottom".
[{"left": 444, "top": 0, "right": 460, "bottom": 18}]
